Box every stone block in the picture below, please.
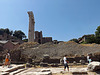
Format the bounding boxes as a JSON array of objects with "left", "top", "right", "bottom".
[
  {"left": 87, "top": 61, "right": 100, "bottom": 71},
  {"left": 34, "top": 71, "right": 52, "bottom": 75},
  {"left": 41, "top": 69, "right": 51, "bottom": 72},
  {"left": 1, "top": 72, "right": 9, "bottom": 75},
  {"left": 40, "top": 62, "right": 48, "bottom": 67}
]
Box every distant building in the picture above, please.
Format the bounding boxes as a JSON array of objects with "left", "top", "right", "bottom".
[
  {"left": 78, "top": 34, "right": 94, "bottom": 43},
  {"left": 35, "top": 31, "right": 52, "bottom": 44},
  {"left": 35, "top": 31, "right": 42, "bottom": 44}
]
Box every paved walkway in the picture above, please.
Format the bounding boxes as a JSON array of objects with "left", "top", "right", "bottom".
[
  {"left": 17, "top": 67, "right": 100, "bottom": 75},
  {"left": 17, "top": 67, "right": 88, "bottom": 75},
  {"left": 0, "top": 65, "right": 100, "bottom": 75}
]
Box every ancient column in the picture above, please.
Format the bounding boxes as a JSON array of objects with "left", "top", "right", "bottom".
[{"left": 27, "top": 11, "right": 35, "bottom": 42}]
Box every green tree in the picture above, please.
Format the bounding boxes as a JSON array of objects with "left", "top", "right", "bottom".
[
  {"left": 70, "top": 38, "right": 79, "bottom": 43},
  {"left": 23, "top": 39, "right": 28, "bottom": 42},
  {"left": 0, "top": 28, "right": 4, "bottom": 35},
  {"left": 95, "top": 26, "right": 100, "bottom": 44},
  {"left": 95, "top": 26, "right": 100, "bottom": 36},
  {"left": 86, "top": 35, "right": 96, "bottom": 43},
  {"left": 0, "top": 28, "right": 13, "bottom": 35},
  {"left": 4, "top": 28, "right": 13, "bottom": 35},
  {"left": 13, "top": 30, "right": 26, "bottom": 40}
]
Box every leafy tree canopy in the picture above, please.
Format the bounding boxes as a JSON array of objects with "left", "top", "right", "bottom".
[
  {"left": 95, "top": 26, "right": 100, "bottom": 37},
  {"left": 0, "top": 28, "right": 13, "bottom": 35},
  {"left": 13, "top": 30, "right": 26, "bottom": 40}
]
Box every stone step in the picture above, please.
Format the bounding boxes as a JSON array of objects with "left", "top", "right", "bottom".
[
  {"left": 2, "top": 65, "right": 25, "bottom": 72},
  {"left": 0, "top": 64, "right": 25, "bottom": 75},
  {"left": 16, "top": 68, "right": 33, "bottom": 75},
  {"left": 9, "top": 68, "right": 26, "bottom": 75},
  {"left": 0, "top": 72, "right": 9, "bottom": 75}
]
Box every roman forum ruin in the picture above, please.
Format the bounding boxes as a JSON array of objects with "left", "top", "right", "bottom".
[
  {"left": 27, "top": 11, "right": 52, "bottom": 43},
  {"left": 28, "top": 11, "right": 35, "bottom": 42}
]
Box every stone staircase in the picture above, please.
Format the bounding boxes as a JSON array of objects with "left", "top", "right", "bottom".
[{"left": 0, "top": 64, "right": 26, "bottom": 75}]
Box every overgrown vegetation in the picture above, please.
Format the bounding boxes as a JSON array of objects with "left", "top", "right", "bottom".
[
  {"left": 0, "top": 28, "right": 26, "bottom": 40},
  {"left": 0, "top": 28, "right": 13, "bottom": 35},
  {"left": 70, "top": 26, "right": 100, "bottom": 44},
  {"left": 85, "top": 26, "right": 100, "bottom": 44}
]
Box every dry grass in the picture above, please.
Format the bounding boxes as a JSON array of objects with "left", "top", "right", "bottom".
[
  {"left": 80, "top": 44, "right": 94, "bottom": 47},
  {"left": 19, "top": 42, "right": 39, "bottom": 49},
  {"left": 63, "top": 41, "right": 77, "bottom": 44}
]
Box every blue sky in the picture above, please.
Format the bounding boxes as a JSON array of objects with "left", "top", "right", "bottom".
[{"left": 0, "top": 0, "right": 100, "bottom": 41}]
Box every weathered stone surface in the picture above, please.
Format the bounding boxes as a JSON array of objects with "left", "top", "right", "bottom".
[
  {"left": 41, "top": 69, "right": 51, "bottom": 72},
  {"left": 1, "top": 72, "right": 9, "bottom": 75},
  {"left": 87, "top": 61, "right": 100, "bottom": 71},
  {"left": 9, "top": 68, "right": 26, "bottom": 75},
  {"left": 15, "top": 41, "right": 100, "bottom": 63},
  {"left": 25, "top": 69, "right": 52, "bottom": 75},
  {"left": 33, "top": 71, "right": 52, "bottom": 75},
  {"left": 28, "top": 11, "right": 35, "bottom": 42},
  {"left": 0, "top": 64, "right": 25, "bottom": 75}
]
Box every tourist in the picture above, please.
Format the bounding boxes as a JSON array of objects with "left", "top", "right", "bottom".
[
  {"left": 87, "top": 54, "right": 89, "bottom": 63},
  {"left": 88, "top": 57, "right": 92, "bottom": 63},
  {"left": 63, "top": 55, "right": 69, "bottom": 71},
  {"left": 3, "top": 52, "right": 10, "bottom": 68},
  {"left": 87, "top": 54, "right": 92, "bottom": 63}
]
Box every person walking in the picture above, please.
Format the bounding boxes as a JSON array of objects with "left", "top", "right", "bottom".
[
  {"left": 63, "top": 55, "right": 69, "bottom": 71},
  {"left": 87, "top": 54, "right": 92, "bottom": 63},
  {"left": 3, "top": 52, "right": 10, "bottom": 68}
]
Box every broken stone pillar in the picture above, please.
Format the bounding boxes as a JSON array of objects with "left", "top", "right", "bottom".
[{"left": 27, "top": 11, "right": 35, "bottom": 42}]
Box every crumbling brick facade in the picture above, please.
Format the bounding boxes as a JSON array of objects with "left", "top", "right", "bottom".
[{"left": 35, "top": 31, "right": 52, "bottom": 44}]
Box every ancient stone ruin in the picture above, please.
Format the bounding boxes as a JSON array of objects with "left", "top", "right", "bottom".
[
  {"left": 28, "top": 11, "right": 53, "bottom": 44},
  {"left": 28, "top": 11, "right": 35, "bottom": 42},
  {"left": 35, "top": 31, "right": 52, "bottom": 44}
]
